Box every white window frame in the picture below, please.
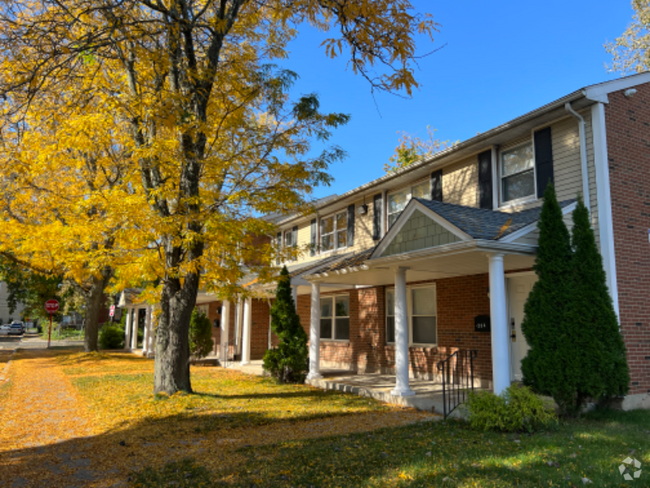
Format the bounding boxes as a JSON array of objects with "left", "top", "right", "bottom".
[
  {"left": 385, "top": 284, "right": 437, "bottom": 347},
  {"left": 319, "top": 210, "right": 348, "bottom": 254},
  {"left": 320, "top": 294, "right": 350, "bottom": 342},
  {"left": 498, "top": 140, "right": 537, "bottom": 208},
  {"left": 387, "top": 180, "right": 431, "bottom": 229},
  {"left": 284, "top": 229, "right": 294, "bottom": 248}
]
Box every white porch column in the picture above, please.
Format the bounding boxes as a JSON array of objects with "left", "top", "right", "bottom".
[
  {"left": 130, "top": 309, "right": 139, "bottom": 350},
  {"left": 234, "top": 299, "right": 243, "bottom": 352},
  {"left": 488, "top": 253, "right": 510, "bottom": 395},
  {"left": 124, "top": 307, "right": 132, "bottom": 349},
  {"left": 292, "top": 286, "right": 299, "bottom": 311},
  {"left": 221, "top": 300, "right": 230, "bottom": 360},
  {"left": 307, "top": 282, "right": 322, "bottom": 380},
  {"left": 240, "top": 298, "right": 252, "bottom": 365},
  {"left": 391, "top": 267, "right": 415, "bottom": 397},
  {"left": 142, "top": 306, "right": 150, "bottom": 355},
  {"left": 143, "top": 305, "right": 156, "bottom": 357}
]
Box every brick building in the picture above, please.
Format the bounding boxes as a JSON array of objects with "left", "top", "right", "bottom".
[{"left": 140, "top": 73, "right": 650, "bottom": 410}]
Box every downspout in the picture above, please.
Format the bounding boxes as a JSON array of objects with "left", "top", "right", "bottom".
[{"left": 565, "top": 103, "right": 591, "bottom": 209}]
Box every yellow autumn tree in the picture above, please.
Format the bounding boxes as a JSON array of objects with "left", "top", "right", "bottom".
[
  {"left": 0, "top": 0, "right": 439, "bottom": 395},
  {"left": 606, "top": 0, "right": 650, "bottom": 73},
  {"left": 384, "top": 126, "right": 457, "bottom": 173},
  {"left": 0, "top": 84, "right": 141, "bottom": 352}
]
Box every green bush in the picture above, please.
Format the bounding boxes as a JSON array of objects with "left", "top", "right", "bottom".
[
  {"left": 263, "top": 266, "right": 308, "bottom": 383},
  {"left": 467, "top": 385, "right": 557, "bottom": 433},
  {"left": 99, "top": 325, "right": 125, "bottom": 350},
  {"left": 189, "top": 308, "right": 214, "bottom": 359}
]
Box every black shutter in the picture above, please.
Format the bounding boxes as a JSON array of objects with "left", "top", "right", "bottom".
[
  {"left": 292, "top": 226, "right": 298, "bottom": 247},
  {"left": 347, "top": 204, "right": 355, "bottom": 247},
  {"left": 478, "top": 149, "right": 493, "bottom": 209},
  {"left": 310, "top": 219, "right": 317, "bottom": 256},
  {"left": 276, "top": 231, "right": 282, "bottom": 264},
  {"left": 372, "top": 193, "right": 383, "bottom": 240},
  {"left": 430, "top": 170, "right": 443, "bottom": 201},
  {"left": 534, "top": 127, "right": 554, "bottom": 198}
]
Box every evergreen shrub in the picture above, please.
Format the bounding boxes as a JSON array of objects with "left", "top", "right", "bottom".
[
  {"left": 189, "top": 309, "right": 214, "bottom": 359},
  {"left": 521, "top": 188, "right": 630, "bottom": 416},
  {"left": 263, "top": 266, "right": 308, "bottom": 383},
  {"left": 467, "top": 385, "right": 557, "bottom": 433},
  {"left": 99, "top": 325, "right": 125, "bottom": 349}
]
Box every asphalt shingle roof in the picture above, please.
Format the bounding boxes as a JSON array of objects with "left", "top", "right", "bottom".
[{"left": 413, "top": 197, "right": 576, "bottom": 240}]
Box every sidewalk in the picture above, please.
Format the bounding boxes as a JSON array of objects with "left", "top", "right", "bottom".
[{"left": 0, "top": 347, "right": 121, "bottom": 488}]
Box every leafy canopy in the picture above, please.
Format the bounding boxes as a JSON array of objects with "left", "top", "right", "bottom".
[
  {"left": 606, "top": 0, "right": 650, "bottom": 73},
  {"left": 384, "top": 126, "right": 457, "bottom": 173}
]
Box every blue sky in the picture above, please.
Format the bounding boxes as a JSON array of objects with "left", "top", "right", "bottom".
[{"left": 281, "top": 1, "right": 635, "bottom": 199}]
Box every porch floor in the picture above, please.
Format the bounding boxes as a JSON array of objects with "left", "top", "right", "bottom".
[{"left": 223, "top": 360, "right": 481, "bottom": 418}]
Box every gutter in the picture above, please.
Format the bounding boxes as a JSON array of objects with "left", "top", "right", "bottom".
[{"left": 564, "top": 102, "right": 591, "bottom": 209}]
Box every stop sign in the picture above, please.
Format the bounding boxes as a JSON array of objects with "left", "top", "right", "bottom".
[{"left": 44, "top": 299, "right": 59, "bottom": 314}]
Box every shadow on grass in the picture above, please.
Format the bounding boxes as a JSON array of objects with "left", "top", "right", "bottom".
[
  {"left": 0, "top": 404, "right": 398, "bottom": 487},
  {"left": 2, "top": 407, "right": 649, "bottom": 488},
  {"left": 222, "top": 410, "right": 650, "bottom": 487},
  {"left": 192, "top": 389, "right": 345, "bottom": 401}
]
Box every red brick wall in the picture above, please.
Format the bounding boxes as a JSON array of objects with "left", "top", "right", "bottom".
[
  {"left": 295, "top": 273, "right": 493, "bottom": 384},
  {"left": 250, "top": 300, "right": 271, "bottom": 360},
  {"left": 606, "top": 84, "right": 650, "bottom": 396}
]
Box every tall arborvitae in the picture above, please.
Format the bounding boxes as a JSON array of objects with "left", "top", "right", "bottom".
[
  {"left": 566, "top": 196, "right": 629, "bottom": 409},
  {"left": 263, "top": 266, "right": 308, "bottom": 383},
  {"left": 521, "top": 184, "right": 577, "bottom": 415}
]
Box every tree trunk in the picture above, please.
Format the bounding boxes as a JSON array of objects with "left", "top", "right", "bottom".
[
  {"left": 153, "top": 271, "right": 201, "bottom": 394},
  {"left": 83, "top": 268, "right": 112, "bottom": 352}
]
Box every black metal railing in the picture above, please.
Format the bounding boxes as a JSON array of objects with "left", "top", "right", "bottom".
[
  {"left": 220, "top": 337, "right": 237, "bottom": 368},
  {"left": 436, "top": 350, "right": 478, "bottom": 419}
]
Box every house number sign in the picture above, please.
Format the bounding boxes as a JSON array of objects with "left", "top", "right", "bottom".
[{"left": 474, "top": 315, "right": 491, "bottom": 332}]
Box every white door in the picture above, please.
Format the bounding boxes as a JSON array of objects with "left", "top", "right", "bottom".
[{"left": 507, "top": 274, "right": 537, "bottom": 381}]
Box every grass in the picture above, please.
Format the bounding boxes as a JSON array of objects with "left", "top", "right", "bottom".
[
  {"left": 133, "top": 409, "right": 650, "bottom": 487},
  {"left": 39, "top": 325, "right": 84, "bottom": 341},
  {"left": 4, "top": 350, "right": 648, "bottom": 488}
]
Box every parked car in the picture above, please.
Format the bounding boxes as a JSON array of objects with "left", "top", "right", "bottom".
[
  {"left": 0, "top": 324, "right": 10, "bottom": 335},
  {"left": 8, "top": 323, "right": 24, "bottom": 335}
]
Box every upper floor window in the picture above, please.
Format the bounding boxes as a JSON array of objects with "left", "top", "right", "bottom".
[
  {"left": 284, "top": 229, "right": 294, "bottom": 248},
  {"left": 320, "top": 210, "right": 347, "bottom": 252},
  {"left": 500, "top": 142, "right": 535, "bottom": 204},
  {"left": 387, "top": 180, "right": 430, "bottom": 228}
]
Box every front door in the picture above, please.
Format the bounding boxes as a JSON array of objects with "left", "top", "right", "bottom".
[{"left": 507, "top": 274, "right": 537, "bottom": 381}]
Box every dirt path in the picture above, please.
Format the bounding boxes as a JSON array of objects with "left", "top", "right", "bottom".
[
  {"left": 0, "top": 349, "right": 95, "bottom": 449},
  {"left": 0, "top": 348, "right": 119, "bottom": 488}
]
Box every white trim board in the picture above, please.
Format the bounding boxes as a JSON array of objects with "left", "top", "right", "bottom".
[
  {"left": 591, "top": 102, "right": 620, "bottom": 319},
  {"left": 583, "top": 71, "right": 650, "bottom": 104}
]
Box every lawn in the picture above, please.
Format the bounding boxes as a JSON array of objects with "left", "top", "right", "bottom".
[{"left": 2, "top": 350, "right": 648, "bottom": 487}]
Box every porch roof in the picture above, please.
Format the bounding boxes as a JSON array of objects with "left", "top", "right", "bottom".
[
  {"left": 412, "top": 198, "right": 576, "bottom": 241},
  {"left": 302, "top": 198, "right": 580, "bottom": 286}
]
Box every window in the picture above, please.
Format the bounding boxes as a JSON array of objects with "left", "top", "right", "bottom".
[
  {"left": 320, "top": 210, "right": 347, "bottom": 252},
  {"left": 284, "top": 229, "right": 294, "bottom": 248},
  {"left": 386, "top": 290, "right": 395, "bottom": 343},
  {"left": 500, "top": 142, "right": 535, "bottom": 204},
  {"left": 320, "top": 295, "right": 350, "bottom": 341},
  {"left": 387, "top": 180, "right": 430, "bottom": 228},
  {"left": 385, "top": 285, "right": 437, "bottom": 345}
]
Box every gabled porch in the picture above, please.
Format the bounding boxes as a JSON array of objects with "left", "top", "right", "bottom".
[{"left": 298, "top": 198, "right": 577, "bottom": 415}]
